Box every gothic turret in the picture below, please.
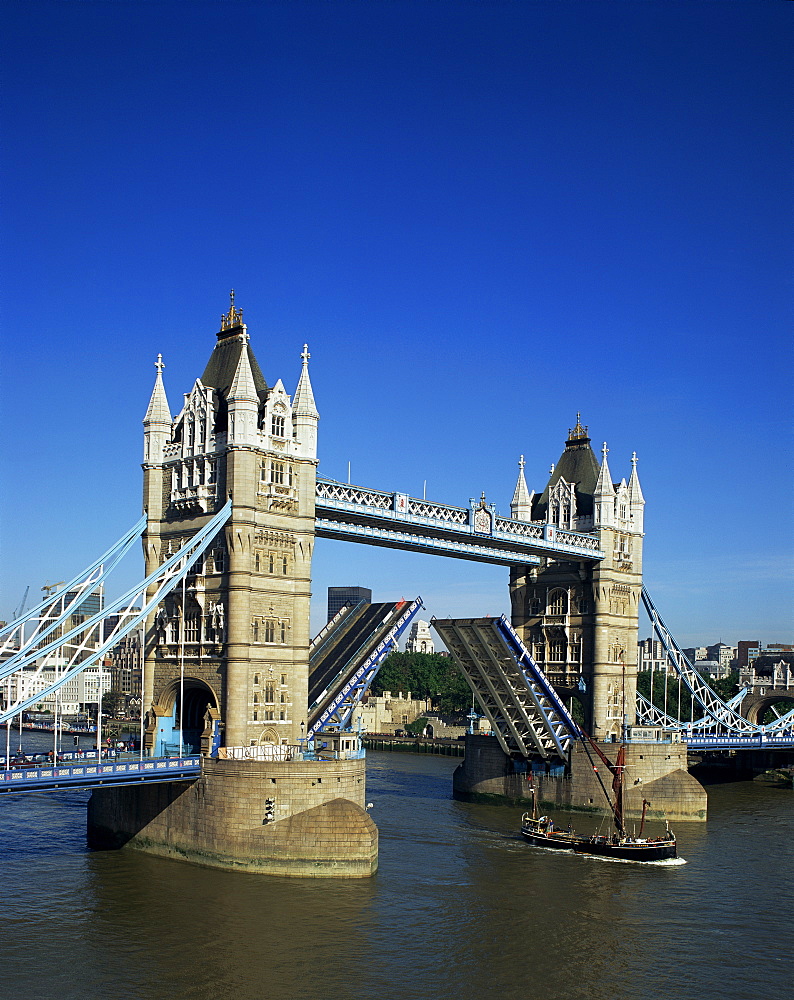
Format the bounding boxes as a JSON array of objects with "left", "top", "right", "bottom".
[
  {"left": 593, "top": 442, "right": 615, "bottom": 528},
  {"left": 143, "top": 354, "right": 172, "bottom": 464},
  {"left": 510, "top": 455, "right": 534, "bottom": 520},
  {"left": 227, "top": 328, "right": 260, "bottom": 447},
  {"left": 293, "top": 344, "right": 319, "bottom": 461},
  {"left": 627, "top": 452, "right": 645, "bottom": 533},
  {"left": 141, "top": 293, "right": 319, "bottom": 753},
  {"left": 509, "top": 416, "right": 645, "bottom": 740}
]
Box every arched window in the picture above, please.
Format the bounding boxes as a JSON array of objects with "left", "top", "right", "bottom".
[{"left": 547, "top": 589, "right": 568, "bottom": 616}]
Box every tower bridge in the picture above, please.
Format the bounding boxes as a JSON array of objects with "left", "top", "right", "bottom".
[{"left": 2, "top": 296, "right": 790, "bottom": 872}]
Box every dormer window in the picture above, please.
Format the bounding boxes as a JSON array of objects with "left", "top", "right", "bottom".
[{"left": 271, "top": 414, "right": 285, "bottom": 438}]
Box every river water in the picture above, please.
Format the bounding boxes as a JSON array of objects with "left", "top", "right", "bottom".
[{"left": 0, "top": 740, "right": 791, "bottom": 1000}]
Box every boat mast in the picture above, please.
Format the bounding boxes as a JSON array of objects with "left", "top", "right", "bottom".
[
  {"left": 578, "top": 735, "right": 625, "bottom": 835},
  {"left": 639, "top": 798, "right": 650, "bottom": 838}
]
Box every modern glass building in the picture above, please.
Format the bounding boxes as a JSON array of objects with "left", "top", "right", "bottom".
[{"left": 327, "top": 587, "right": 372, "bottom": 621}]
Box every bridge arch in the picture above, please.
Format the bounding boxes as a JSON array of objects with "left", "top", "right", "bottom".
[
  {"left": 150, "top": 677, "right": 220, "bottom": 756},
  {"left": 745, "top": 695, "right": 794, "bottom": 727}
]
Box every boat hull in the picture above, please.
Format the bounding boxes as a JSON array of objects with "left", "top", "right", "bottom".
[{"left": 520, "top": 818, "right": 676, "bottom": 861}]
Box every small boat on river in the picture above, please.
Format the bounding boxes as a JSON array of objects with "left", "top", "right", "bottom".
[
  {"left": 520, "top": 734, "right": 677, "bottom": 862},
  {"left": 520, "top": 811, "right": 677, "bottom": 861}
]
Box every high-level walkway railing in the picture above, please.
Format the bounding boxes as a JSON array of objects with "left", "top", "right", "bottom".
[{"left": 315, "top": 478, "right": 604, "bottom": 566}]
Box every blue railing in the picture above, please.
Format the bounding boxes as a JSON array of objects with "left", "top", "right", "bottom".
[{"left": 0, "top": 755, "right": 201, "bottom": 794}]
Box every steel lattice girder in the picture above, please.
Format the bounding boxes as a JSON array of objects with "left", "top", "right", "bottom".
[
  {"left": 0, "top": 501, "right": 233, "bottom": 724},
  {"left": 432, "top": 617, "right": 577, "bottom": 761}
]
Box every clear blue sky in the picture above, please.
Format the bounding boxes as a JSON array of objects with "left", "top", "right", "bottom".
[{"left": 1, "top": 1, "right": 791, "bottom": 647}]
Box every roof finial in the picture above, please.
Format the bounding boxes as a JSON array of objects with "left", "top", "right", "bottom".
[
  {"left": 568, "top": 412, "right": 588, "bottom": 441},
  {"left": 301, "top": 344, "right": 310, "bottom": 365},
  {"left": 602, "top": 441, "right": 609, "bottom": 460},
  {"left": 519, "top": 454, "right": 525, "bottom": 472},
  {"left": 631, "top": 451, "right": 638, "bottom": 468},
  {"left": 220, "top": 288, "right": 244, "bottom": 331},
  {"left": 155, "top": 353, "right": 165, "bottom": 375}
]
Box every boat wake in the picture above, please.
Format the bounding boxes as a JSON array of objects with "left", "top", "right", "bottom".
[
  {"left": 526, "top": 842, "right": 687, "bottom": 865},
  {"left": 579, "top": 853, "right": 687, "bottom": 867}
]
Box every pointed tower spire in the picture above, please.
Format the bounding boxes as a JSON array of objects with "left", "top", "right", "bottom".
[
  {"left": 144, "top": 354, "right": 172, "bottom": 424},
  {"left": 511, "top": 455, "right": 534, "bottom": 520},
  {"left": 294, "top": 344, "right": 319, "bottom": 418},
  {"left": 594, "top": 442, "right": 615, "bottom": 527},
  {"left": 293, "top": 344, "right": 319, "bottom": 460},
  {"left": 628, "top": 451, "right": 644, "bottom": 504},
  {"left": 627, "top": 451, "right": 645, "bottom": 532},
  {"left": 143, "top": 354, "right": 172, "bottom": 463},
  {"left": 227, "top": 334, "right": 259, "bottom": 445},
  {"left": 228, "top": 331, "right": 258, "bottom": 403}
]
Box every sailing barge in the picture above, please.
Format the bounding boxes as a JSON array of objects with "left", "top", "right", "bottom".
[{"left": 520, "top": 737, "right": 677, "bottom": 862}]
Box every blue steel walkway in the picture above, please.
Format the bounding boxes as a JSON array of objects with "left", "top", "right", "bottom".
[{"left": 0, "top": 755, "right": 201, "bottom": 795}]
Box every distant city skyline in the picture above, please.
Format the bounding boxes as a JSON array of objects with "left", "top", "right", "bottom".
[{"left": 1, "top": 2, "right": 791, "bottom": 649}]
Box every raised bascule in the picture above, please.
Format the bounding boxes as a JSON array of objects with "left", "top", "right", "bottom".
[{"left": 1, "top": 295, "right": 791, "bottom": 872}]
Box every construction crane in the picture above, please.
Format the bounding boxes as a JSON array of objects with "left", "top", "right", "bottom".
[
  {"left": 13, "top": 586, "right": 30, "bottom": 619},
  {"left": 41, "top": 581, "right": 65, "bottom": 597}
]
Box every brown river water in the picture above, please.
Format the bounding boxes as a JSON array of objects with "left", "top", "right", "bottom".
[{"left": 0, "top": 741, "right": 791, "bottom": 1000}]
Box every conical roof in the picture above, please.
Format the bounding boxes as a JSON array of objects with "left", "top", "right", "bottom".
[
  {"left": 293, "top": 344, "right": 319, "bottom": 418},
  {"left": 511, "top": 456, "right": 533, "bottom": 517},
  {"left": 201, "top": 293, "right": 268, "bottom": 430},
  {"left": 228, "top": 334, "right": 259, "bottom": 403},
  {"left": 533, "top": 415, "right": 600, "bottom": 519},
  {"left": 144, "top": 355, "right": 172, "bottom": 425}
]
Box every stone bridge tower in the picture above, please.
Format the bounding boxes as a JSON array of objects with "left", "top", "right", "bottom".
[
  {"left": 88, "top": 297, "right": 378, "bottom": 876},
  {"left": 509, "top": 417, "right": 645, "bottom": 739},
  {"left": 141, "top": 293, "right": 319, "bottom": 755}
]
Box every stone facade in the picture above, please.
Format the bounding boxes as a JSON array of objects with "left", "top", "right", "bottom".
[
  {"left": 405, "top": 619, "right": 434, "bottom": 654},
  {"left": 352, "top": 690, "right": 431, "bottom": 733}
]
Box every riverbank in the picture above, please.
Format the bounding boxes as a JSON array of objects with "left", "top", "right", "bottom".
[{"left": 362, "top": 734, "right": 465, "bottom": 756}]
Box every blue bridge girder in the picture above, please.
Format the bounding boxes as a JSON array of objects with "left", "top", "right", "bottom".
[
  {"left": 315, "top": 478, "right": 605, "bottom": 566},
  {"left": 0, "top": 500, "right": 233, "bottom": 724},
  {"left": 0, "top": 755, "right": 201, "bottom": 795},
  {"left": 431, "top": 615, "right": 580, "bottom": 762},
  {"left": 641, "top": 587, "right": 794, "bottom": 741}
]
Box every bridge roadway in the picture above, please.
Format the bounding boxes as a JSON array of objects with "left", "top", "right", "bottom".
[
  {"left": 315, "top": 478, "right": 605, "bottom": 565},
  {"left": 0, "top": 754, "right": 200, "bottom": 795},
  {"left": 308, "top": 597, "right": 422, "bottom": 737},
  {"left": 309, "top": 602, "right": 402, "bottom": 708}
]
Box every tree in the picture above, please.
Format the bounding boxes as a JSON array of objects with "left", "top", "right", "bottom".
[
  {"left": 371, "top": 652, "right": 472, "bottom": 715},
  {"left": 101, "top": 690, "right": 126, "bottom": 718}
]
